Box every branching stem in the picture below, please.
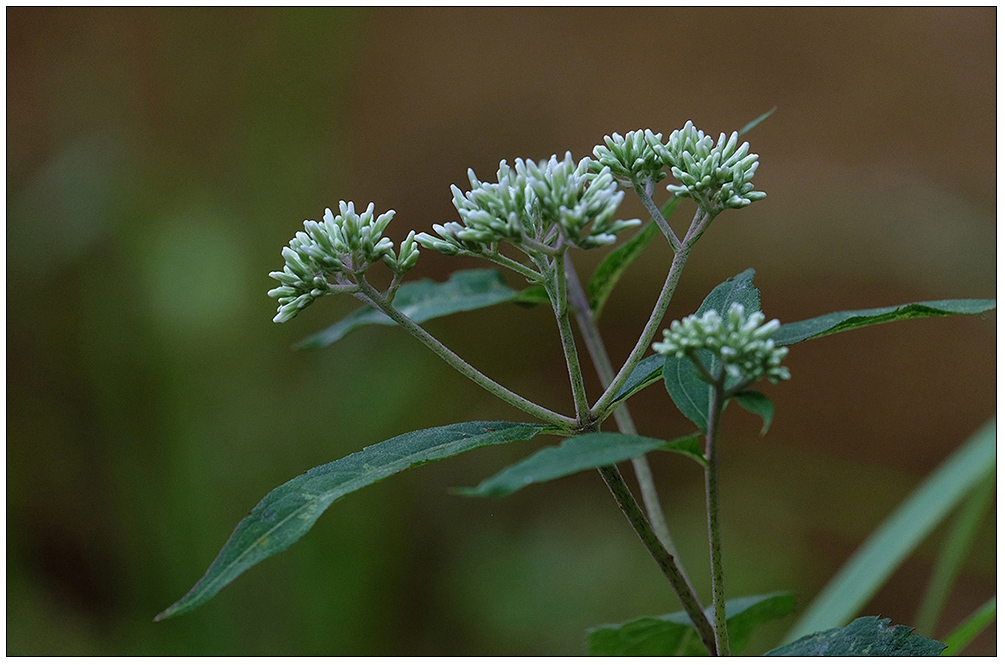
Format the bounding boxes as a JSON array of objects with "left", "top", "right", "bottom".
[{"left": 356, "top": 278, "right": 577, "bottom": 430}]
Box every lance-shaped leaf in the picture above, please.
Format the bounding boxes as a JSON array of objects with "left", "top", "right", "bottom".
[
  {"left": 297, "top": 269, "right": 523, "bottom": 349},
  {"left": 155, "top": 421, "right": 549, "bottom": 621},
  {"left": 739, "top": 107, "right": 777, "bottom": 136},
  {"left": 587, "top": 592, "right": 794, "bottom": 656},
  {"left": 458, "top": 432, "right": 703, "bottom": 497},
  {"left": 767, "top": 616, "right": 945, "bottom": 656},
  {"left": 771, "top": 299, "right": 995, "bottom": 346}
]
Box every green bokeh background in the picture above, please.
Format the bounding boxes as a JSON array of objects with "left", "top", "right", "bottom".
[{"left": 7, "top": 7, "right": 995, "bottom": 656}]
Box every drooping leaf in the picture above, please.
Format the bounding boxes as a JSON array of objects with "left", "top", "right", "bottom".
[
  {"left": 587, "top": 592, "right": 794, "bottom": 656},
  {"left": 734, "top": 391, "right": 774, "bottom": 436},
  {"left": 771, "top": 299, "right": 995, "bottom": 346},
  {"left": 155, "top": 421, "right": 549, "bottom": 621},
  {"left": 458, "top": 432, "right": 703, "bottom": 498},
  {"left": 940, "top": 596, "right": 996, "bottom": 656},
  {"left": 767, "top": 616, "right": 945, "bottom": 656},
  {"left": 783, "top": 419, "right": 996, "bottom": 642},
  {"left": 297, "top": 269, "right": 523, "bottom": 349},
  {"left": 662, "top": 269, "right": 761, "bottom": 433},
  {"left": 739, "top": 107, "right": 777, "bottom": 136},
  {"left": 587, "top": 221, "right": 661, "bottom": 319}
]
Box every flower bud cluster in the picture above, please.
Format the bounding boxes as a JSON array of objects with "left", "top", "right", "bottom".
[
  {"left": 653, "top": 303, "right": 790, "bottom": 383},
  {"left": 591, "top": 130, "right": 666, "bottom": 185},
  {"left": 416, "top": 152, "right": 639, "bottom": 255},
  {"left": 644, "top": 121, "right": 766, "bottom": 213},
  {"left": 268, "top": 201, "right": 418, "bottom": 323}
]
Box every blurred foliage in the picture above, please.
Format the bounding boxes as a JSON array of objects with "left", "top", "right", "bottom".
[{"left": 7, "top": 7, "right": 995, "bottom": 656}]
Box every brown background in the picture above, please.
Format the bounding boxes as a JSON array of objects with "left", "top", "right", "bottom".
[{"left": 7, "top": 7, "right": 995, "bottom": 656}]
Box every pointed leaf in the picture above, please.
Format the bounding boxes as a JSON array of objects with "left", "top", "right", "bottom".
[
  {"left": 297, "top": 269, "right": 522, "bottom": 349},
  {"left": 458, "top": 432, "right": 703, "bottom": 498},
  {"left": 587, "top": 221, "right": 661, "bottom": 319},
  {"left": 734, "top": 390, "right": 774, "bottom": 436},
  {"left": 767, "top": 616, "right": 945, "bottom": 656},
  {"left": 662, "top": 269, "right": 761, "bottom": 432},
  {"left": 772, "top": 298, "right": 995, "bottom": 346},
  {"left": 739, "top": 107, "right": 777, "bottom": 136},
  {"left": 513, "top": 283, "right": 550, "bottom": 306},
  {"left": 941, "top": 596, "right": 996, "bottom": 656},
  {"left": 784, "top": 419, "right": 995, "bottom": 642},
  {"left": 587, "top": 592, "right": 794, "bottom": 656},
  {"left": 155, "top": 421, "right": 548, "bottom": 621},
  {"left": 611, "top": 354, "right": 664, "bottom": 405}
]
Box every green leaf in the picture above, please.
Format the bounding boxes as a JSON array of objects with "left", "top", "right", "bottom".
[
  {"left": 772, "top": 299, "right": 995, "bottom": 346},
  {"left": 611, "top": 354, "right": 664, "bottom": 405},
  {"left": 155, "top": 421, "right": 548, "bottom": 621},
  {"left": 662, "top": 269, "right": 761, "bottom": 433},
  {"left": 458, "top": 432, "right": 703, "bottom": 498},
  {"left": 941, "top": 596, "right": 996, "bottom": 656},
  {"left": 513, "top": 283, "right": 550, "bottom": 306},
  {"left": 587, "top": 221, "right": 660, "bottom": 319},
  {"left": 587, "top": 592, "right": 794, "bottom": 656},
  {"left": 297, "top": 269, "right": 522, "bottom": 349},
  {"left": 768, "top": 616, "right": 945, "bottom": 656},
  {"left": 783, "top": 418, "right": 996, "bottom": 642},
  {"left": 738, "top": 107, "right": 777, "bottom": 136},
  {"left": 734, "top": 390, "right": 774, "bottom": 436}
]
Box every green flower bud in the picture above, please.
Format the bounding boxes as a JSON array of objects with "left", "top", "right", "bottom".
[{"left": 653, "top": 303, "right": 790, "bottom": 384}]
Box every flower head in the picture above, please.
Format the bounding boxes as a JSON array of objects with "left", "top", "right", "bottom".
[
  {"left": 268, "top": 201, "right": 417, "bottom": 323},
  {"left": 416, "top": 152, "right": 639, "bottom": 255},
  {"left": 653, "top": 302, "right": 790, "bottom": 383},
  {"left": 645, "top": 121, "right": 766, "bottom": 214},
  {"left": 591, "top": 130, "right": 666, "bottom": 185}
]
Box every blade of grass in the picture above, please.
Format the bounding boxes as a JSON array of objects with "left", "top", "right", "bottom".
[
  {"left": 940, "top": 596, "right": 996, "bottom": 656},
  {"left": 783, "top": 418, "right": 996, "bottom": 642},
  {"left": 914, "top": 470, "right": 995, "bottom": 635}
]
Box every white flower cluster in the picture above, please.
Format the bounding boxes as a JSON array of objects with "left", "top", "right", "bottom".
[
  {"left": 591, "top": 130, "right": 666, "bottom": 185},
  {"left": 644, "top": 121, "right": 766, "bottom": 213},
  {"left": 415, "top": 152, "right": 639, "bottom": 254},
  {"left": 268, "top": 202, "right": 419, "bottom": 323},
  {"left": 653, "top": 303, "right": 790, "bottom": 383}
]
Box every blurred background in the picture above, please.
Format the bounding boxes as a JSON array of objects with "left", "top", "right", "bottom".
[{"left": 7, "top": 7, "right": 995, "bottom": 656}]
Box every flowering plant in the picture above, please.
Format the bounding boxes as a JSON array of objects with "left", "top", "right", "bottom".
[{"left": 157, "top": 115, "right": 995, "bottom": 656}]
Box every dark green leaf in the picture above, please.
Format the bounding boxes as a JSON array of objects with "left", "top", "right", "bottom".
[
  {"left": 662, "top": 269, "right": 761, "bottom": 433},
  {"left": 587, "top": 221, "right": 661, "bottom": 319},
  {"left": 297, "top": 269, "right": 522, "bottom": 349},
  {"left": 513, "top": 283, "right": 550, "bottom": 306},
  {"left": 611, "top": 354, "right": 664, "bottom": 405},
  {"left": 783, "top": 419, "right": 996, "bottom": 641},
  {"left": 772, "top": 299, "right": 995, "bottom": 346},
  {"left": 458, "top": 432, "right": 703, "bottom": 498},
  {"left": 767, "top": 616, "right": 945, "bottom": 656},
  {"left": 588, "top": 592, "right": 794, "bottom": 656},
  {"left": 734, "top": 391, "right": 774, "bottom": 436},
  {"left": 155, "top": 421, "right": 548, "bottom": 621},
  {"left": 941, "top": 596, "right": 996, "bottom": 656},
  {"left": 739, "top": 107, "right": 777, "bottom": 136}
]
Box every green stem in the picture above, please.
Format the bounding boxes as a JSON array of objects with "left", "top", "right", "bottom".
[
  {"left": 704, "top": 369, "right": 730, "bottom": 656},
  {"left": 597, "top": 464, "right": 718, "bottom": 656},
  {"left": 549, "top": 251, "right": 591, "bottom": 422},
  {"left": 356, "top": 278, "right": 577, "bottom": 430},
  {"left": 591, "top": 209, "right": 710, "bottom": 420},
  {"left": 634, "top": 180, "right": 681, "bottom": 251},
  {"left": 562, "top": 255, "right": 687, "bottom": 573}
]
